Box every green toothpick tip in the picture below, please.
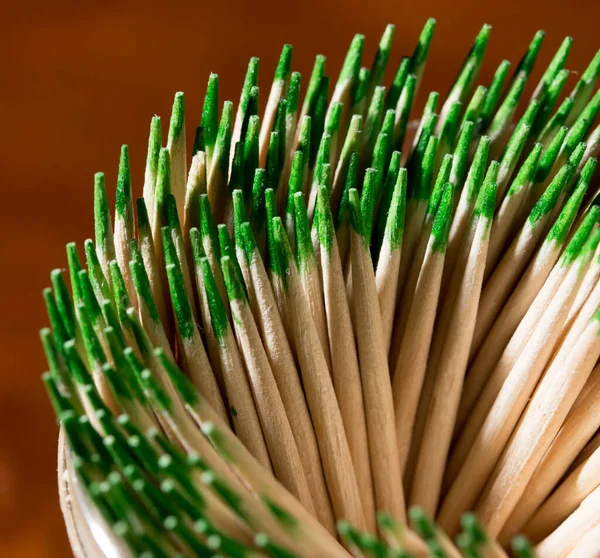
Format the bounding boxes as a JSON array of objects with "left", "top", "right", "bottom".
[
  {"left": 66, "top": 242, "right": 84, "bottom": 305},
  {"left": 473, "top": 169, "right": 499, "bottom": 222},
  {"left": 140, "top": 369, "right": 172, "bottom": 411},
  {"left": 386, "top": 57, "right": 410, "bottom": 110},
  {"left": 539, "top": 97, "right": 573, "bottom": 145},
  {"left": 301, "top": 55, "right": 325, "bottom": 122},
  {"left": 165, "top": 261, "right": 194, "bottom": 341},
  {"left": 272, "top": 216, "right": 295, "bottom": 276},
  {"left": 486, "top": 74, "right": 527, "bottom": 142},
  {"left": 243, "top": 114, "right": 260, "bottom": 196},
  {"left": 338, "top": 34, "right": 364, "bottom": 85},
  {"left": 416, "top": 135, "right": 439, "bottom": 202},
  {"left": 325, "top": 102, "right": 342, "bottom": 137},
  {"left": 102, "top": 360, "right": 132, "bottom": 403},
  {"left": 275, "top": 44, "right": 293, "bottom": 81},
  {"left": 461, "top": 84, "right": 487, "bottom": 131},
  {"left": 94, "top": 172, "right": 114, "bottom": 258},
  {"left": 428, "top": 153, "right": 453, "bottom": 218},
  {"left": 348, "top": 188, "right": 364, "bottom": 239},
  {"left": 231, "top": 189, "right": 247, "bottom": 249},
  {"left": 466, "top": 136, "right": 491, "bottom": 204},
  {"left": 155, "top": 148, "right": 172, "bottom": 227},
  {"left": 239, "top": 57, "right": 260, "bottom": 123},
  {"left": 360, "top": 168, "right": 378, "bottom": 244},
  {"left": 199, "top": 194, "right": 220, "bottom": 259},
  {"left": 218, "top": 224, "right": 245, "bottom": 290},
  {"left": 146, "top": 115, "right": 162, "bottom": 185},
  {"left": 408, "top": 506, "right": 436, "bottom": 540},
  {"left": 292, "top": 192, "right": 315, "bottom": 270},
  {"left": 384, "top": 168, "right": 407, "bottom": 251},
  {"left": 167, "top": 91, "right": 185, "bottom": 144},
  {"left": 367, "top": 24, "right": 395, "bottom": 94},
  {"left": 129, "top": 258, "right": 160, "bottom": 324},
  {"left": 507, "top": 143, "right": 543, "bottom": 197},
  {"left": 165, "top": 193, "right": 183, "bottom": 236},
  {"left": 76, "top": 300, "right": 105, "bottom": 365},
  {"left": 43, "top": 371, "right": 72, "bottom": 418},
  {"left": 250, "top": 169, "right": 267, "bottom": 233},
  {"left": 200, "top": 256, "right": 230, "bottom": 341},
  {"left": 78, "top": 269, "right": 102, "bottom": 324},
  {"left": 202, "top": 73, "right": 219, "bottom": 155},
  {"left": 84, "top": 238, "right": 111, "bottom": 304},
  {"left": 532, "top": 69, "right": 570, "bottom": 136},
  {"left": 512, "top": 536, "right": 536, "bottom": 558},
  {"left": 189, "top": 228, "right": 206, "bottom": 269},
  {"left": 266, "top": 192, "right": 285, "bottom": 278},
  {"left": 394, "top": 73, "right": 417, "bottom": 151},
  {"left": 40, "top": 328, "right": 69, "bottom": 394},
  {"left": 240, "top": 221, "right": 259, "bottom": 266},
  {"left": 213, "top": 100, "right": 234, "bottom": 178},
  {"left": 337, "top": 150, "right": 359, "bottom": 230},
  {"left": 64, "top": 340, "right": 93, "bottom": 385},
  {"left": 451, "top": 120, "right": 474, "bottom": 185},
  {"left": 352, "top": 67, "right": 370, "bottom": 111},
  {"left": 529, "top": 163, "right": 571, "bottom": 225},
  {"left": 536, "top": 126, "right": 568, "bottom": 183},
  {"left": 309, "top": 77, "right": 329, "bottom": 167},
  {"left": 43, "top": 287, "right": 68, "bottom": 356},
  {"left": 230, "top": 141, "right": 246, "bottom": 197},
  {"left": 50, "top": 269, "right": 76, "bottom": 339},
  {"left": 286, "top": 71, "right": 301, "bottom": 119},
  {"left": 221, "top": 256, "right": 246, "bottom": 303},
  {"left": 315, "top": 187, "right": 334, "bottom": 256},
  {"left": 408, "top": 111, "right": 438, "bottom": 197},
  {"left": 409, "top": 18, "right": 436, "bottom": 80},
  {"left": 551, "top": 158, "right": 597, "bottom": 249},
  {"left": 479, "top": 60, "right": 511, "bottom": 127},
  {"left": 116, "top": 145, "right": 132, "bottom": 221},
  {"left": 285, "top": 151, "right": 305, "bottom": 220},
  {"left": 161, "top": 226, "right": 179, "bottom": 270},
  {"left": 124, "top": 311, "right": 151, "bottom": 359},
  {"left": 374, "top": 151, "right": 402, "bottom": 244},
  {"left": 539, "top": 36, "right": 573, "bottom": 93},
  {"left": 430, "top": 183, "right": 453, "bottom": 252},
  {"left": 516, "top": 30, "right": 545, "bottom": 79},
  {"left": 313, "top": 133, "right": 331, "bottom": 190}
]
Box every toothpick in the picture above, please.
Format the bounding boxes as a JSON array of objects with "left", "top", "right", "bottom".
[
  {"left": 410, "top": 175, "right": 496, "bottom": 515},
  {"left": 534, "top": 483, "right": 600, "bottom": 557},
  {"left": 392, "top": 182, "right": 452, "bottom": 473},
  {"left": 499, "top": 362, "right": 600, "bottom": 542},
  {"left": 273, "top": 216, "right": 367, "bottom": 531},
  {"left": 167, "top": 93, "right": 187, "bottom": 221},
  {"left": 471, "top": 160, "right": 574, "bottom": 357},
  {"left": 259, "top": 45, "right": 293, "bottom": 167},
  {"left": 348, "top": 189, "right": 406, "bottom": 524},
  {"left": 474, "top": 307, "right": 600, "bottom": 535},
  {"left": 239, "top": 220, "right": 336, "bottom": 532},
  {"left": 376, "top": 168, "right": 407, "bottom": 352},
  {"left": 459, "top": 176, "right": 596, "bottom": 429},
  {"left": 195, "top": 257, "right": 272, "bottom": 471},
  {"left": 525, "top": 441, "right": 600, "bottom": 546},
  {"left": 439, "top": 229, "right": 594, "bottom": 534},
  {"left": 315, "top": 187, "right": 375, "bottom": 531},
  {"left": 220, "top": 256, "right": 316, "bottom": 517}
]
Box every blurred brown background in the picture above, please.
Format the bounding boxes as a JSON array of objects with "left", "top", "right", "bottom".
[{"left": 1, "top": 0, "right": 599, "bottom": 555}]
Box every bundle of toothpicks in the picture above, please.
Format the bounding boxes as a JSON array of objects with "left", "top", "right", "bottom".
[{"left": 42, "top": 18, "right": 600, "bottom": 558}]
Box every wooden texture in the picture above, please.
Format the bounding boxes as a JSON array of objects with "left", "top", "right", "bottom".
[{"left": 2, "top": 1, "right": 600, "bottom": 555}]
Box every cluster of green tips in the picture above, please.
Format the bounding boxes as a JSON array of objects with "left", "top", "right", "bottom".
[{"left": 42, "top": 17, "right": 600, "bottom": 558}]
